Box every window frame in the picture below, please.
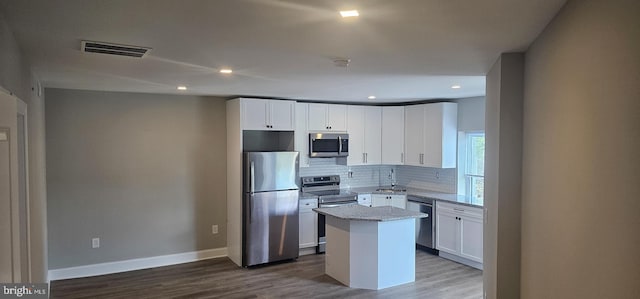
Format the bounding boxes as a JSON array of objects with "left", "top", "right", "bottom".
[{"left": 458, "top": 131, "right": 485, "bottom": 200}]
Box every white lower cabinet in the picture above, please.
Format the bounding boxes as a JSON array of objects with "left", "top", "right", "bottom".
[
  {"left": 371, "top": 194, "right": 406, "bottom": 209},
  {"left": 357, "top": 194, "right": 372, "bottom": 207},
  {"left": 299, "top": 198, "right": 318, "bottom": 249},
  {"left": 435, "top": 201, "right": 483, "bottom": 264}
]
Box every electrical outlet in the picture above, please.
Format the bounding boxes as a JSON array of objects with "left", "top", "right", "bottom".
[
  {"left": 211, "top": 225, "right": 218, "bottom": 234},
  {"left": 435, "top": 171, "right": 440, "bottom": 179},
  {"left": 92, "top": 238, "right": 100, "bottom": 248}
]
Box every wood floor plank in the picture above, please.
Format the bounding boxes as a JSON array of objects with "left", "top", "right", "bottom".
[{"left": 50, "top": 250, "right": 482, "bottom": 298}]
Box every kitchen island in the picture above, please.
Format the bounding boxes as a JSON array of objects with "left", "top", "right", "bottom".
[{"left": 313, "top": 205, "right": 427, "bottom": 290}]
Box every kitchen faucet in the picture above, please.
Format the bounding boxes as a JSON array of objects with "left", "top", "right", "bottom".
[{"left": 389, "top": 169, "right": 396, "bottom": 188}]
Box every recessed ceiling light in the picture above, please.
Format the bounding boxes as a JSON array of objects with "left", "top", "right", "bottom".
[
  {"left": 340, "top": 10, "right": 359, "bottom": 18},
  {"left": 177, "top": 86, "right": 187, "bottom": 90},
  {"left": 368, "top": 96, "right": 376, "bottom": 100},
  {"left": 451, "top": 85, "right": 461, "bottom": 89},
  {"left": 220, "top": 69, "right": 233, "bottom": 74}
]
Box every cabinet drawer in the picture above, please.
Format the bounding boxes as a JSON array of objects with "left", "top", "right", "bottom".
[
  {"left": 299, "top": 198, "right": 318, "bottom": 212},
  {"left": 436, "top": 201, "right": 482, "bottom": 218}
]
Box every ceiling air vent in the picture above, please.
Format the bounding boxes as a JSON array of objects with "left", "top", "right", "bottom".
[{"left": 81, "top": 40, "right": 151, "bottom": 58}]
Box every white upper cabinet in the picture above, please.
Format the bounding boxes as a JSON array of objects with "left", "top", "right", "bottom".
[
  {"left": 307, "top": 103, "right": 347, "bottom": 131},
  {"left": 347, "top": 106, "right": 381, "bottom": 165},
  {"left": 294, "top": 102, "right": 310, "bottom": 167},
  {"left": 404, "top": 102, "right": 457, "bottom": 168},
  {"left": 241, "top": 98, "right": 295, "bottom": 130},
  {"left": 404, "top": 105, "right": 425, "bottom": 166},
  {"left": 381, "top": 106, "right": 405, "bottom": 165},
  {"left": 424, "top": 103, "right": 457, "bottom": 168}
]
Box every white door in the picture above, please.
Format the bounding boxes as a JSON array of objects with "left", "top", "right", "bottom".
[
  {"left": 269, "top": 100, "right": 295, "bottom": 130},
  {"left": 241, "top": 98, "right": 269, "bottom": 130},
  {"left": 307, "top": 103, "right": 328, "bottom": 131},
  {"left": 459, "top": 215, "right": 484, "bottom": 262},
  {"left": 436, "top": 211, "right": 459, "bottom": 255},
  {"left": 363, "top": 106, "right": 382, "bottom": 164},
  {"left": 0, "top": 92, "right": 29, "bottom": 282},
  {"left": 381, "top": 106, "right": 405, "bottom": 164},
  {"left": 404, "top": 105, "right": 424, "bottom": 166}
]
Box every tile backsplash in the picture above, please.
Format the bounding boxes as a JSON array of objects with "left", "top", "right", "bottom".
[{"left": 300, "top": 158, "right": 456, "bottom": 193}]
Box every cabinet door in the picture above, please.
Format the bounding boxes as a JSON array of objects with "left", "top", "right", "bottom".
[
  {"left": 371, "top": 194, "right": 390, "bottom": 207},
  {"left": 346, "top": 105, "right": 365, "bottom": 165},
  {"left": 294, "top": 102, "right": 310, "bottom": 167},
  {"left": 390, "top": 195, "right": 407, "bottom": 209},
  {"left": 381, "top": 106, "right": 405, "bottom": 164},
  {"left": 299, "top": 210, "right": 317, "bottom": 248},
  {"left": 404, "top": 105, "right": 424, "bottom": 166},
  {"left": 459, "top": 215, "right": 483, "bottom": 262},
  {"left": 269, "top": 100, "right": 295, "bottom": 130},
  {"left": 436, "top": 210, "right": 459, "bottom": 255},
  {"left": 307, "top": 103, "right": 328, "bottom": 131},
  {"left": 299, "top": 198, "right": 318, "bottom": 248},
  {"left": 422, "top": 103, "right": 457, "bottom": 168},
  {"left": 357, "top": 194, "right": 372, "bottom": 207},
  {"left": 363, "top": 106, "right": 382, "bottom": 164},
  {"left": 242, "top": 98, "right": 269, "bottom": 130},
  {"left": 327, "top": 104, "right": 347, "bottom": 131}
]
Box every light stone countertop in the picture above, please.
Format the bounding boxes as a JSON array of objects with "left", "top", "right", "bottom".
[
  {"left": 313, "top": 205, "right": 428, "bottom": 222},
  {"left": 347, "top": 186, "right": 484, "bottom": 208}
]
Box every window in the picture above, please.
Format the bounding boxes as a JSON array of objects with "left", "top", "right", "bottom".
[
  {"left": 465, "top": 133, "right": 485, "bottom": 201},
  {"left": 458, "top": 132, "right": 485, "bottom": 202}
]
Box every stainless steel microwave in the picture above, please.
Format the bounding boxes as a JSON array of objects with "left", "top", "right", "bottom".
[{"left": 309, "top": 133, "right": 349, "bottom": 157}]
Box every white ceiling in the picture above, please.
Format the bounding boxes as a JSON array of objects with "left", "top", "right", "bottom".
[{"left": 0, "top": 0, "right": 565, "bottom": 103}]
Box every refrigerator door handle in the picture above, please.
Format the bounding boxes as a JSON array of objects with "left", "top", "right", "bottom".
[{"left": 250, "top": 161, "right": 255, "bottom": 194}]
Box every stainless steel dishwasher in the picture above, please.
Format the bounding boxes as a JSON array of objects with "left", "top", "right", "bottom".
[{"left": 406, "top": 196, "right": 437, "bottom": 252}]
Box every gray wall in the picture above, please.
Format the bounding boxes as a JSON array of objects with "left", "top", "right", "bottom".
[
  {"left": 45, "top": 89, "right": 227, "bottom": 269},
  {"left": 455, "top": 96, "right": 485, "bottom": 131},
  {"left": 0, "top": 11, "right": 48, "bottom": 282},
  {"left": 520, "top": 0, "right": 640, "bottom": 298},
  {"left": 484, "top": 53, "right": 525, "bottom": 299}
]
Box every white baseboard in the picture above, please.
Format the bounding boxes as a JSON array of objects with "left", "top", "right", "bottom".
[
  {"left": 299, "top": 247, "right": 317, "bottom": 256},
  {"left": 438, "top": 251, "right": 483, "bottom": 270},
  {"left": 48, "top": 247, "right": 227, "bottom": 281}
]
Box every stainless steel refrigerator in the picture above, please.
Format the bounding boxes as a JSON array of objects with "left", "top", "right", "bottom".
[{"left": 243, "top": 151, "right": 300, "bottom": 267}]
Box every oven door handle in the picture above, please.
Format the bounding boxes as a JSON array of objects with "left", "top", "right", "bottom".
[{"left": 338, "top": 136, "right": 342, "bottom": 155}]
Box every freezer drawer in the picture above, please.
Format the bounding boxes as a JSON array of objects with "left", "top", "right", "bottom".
[{"left": 243, "top": 189, "right": 299, "bottom": 266}]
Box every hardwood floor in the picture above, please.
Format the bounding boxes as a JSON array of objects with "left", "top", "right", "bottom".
[{"left": 50, "top": 250, "right": 482, "bottom": 299}]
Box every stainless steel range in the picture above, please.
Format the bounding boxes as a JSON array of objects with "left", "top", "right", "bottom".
[{"left": 301, "top": 175, "right": 358, "bottom": 253}]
